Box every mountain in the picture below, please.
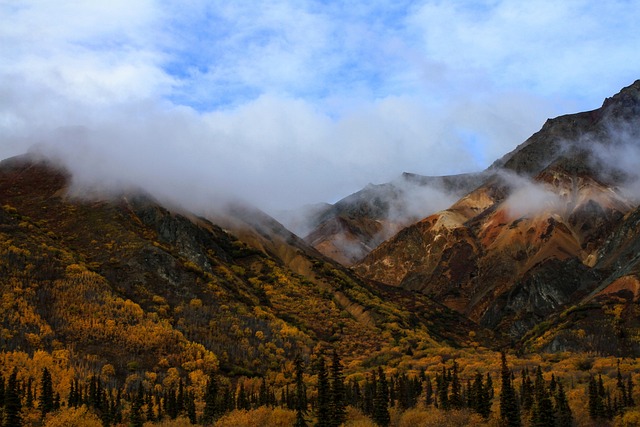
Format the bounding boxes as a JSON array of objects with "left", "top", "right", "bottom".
[
  {"left": 281, "top": 171, "right": 484, "bottom": 266},
  {"left": 355, "top": 80, "right": 640, "bottom": 355},
  {"left": 0, "top": 154, "right": 494, "bottom": 380}
]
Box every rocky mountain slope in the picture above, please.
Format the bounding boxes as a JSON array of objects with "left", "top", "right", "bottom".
[
  {"left": 0, "top": 154, "right": 493, "bottom": 380},
  {"left": 284, "top": 172, "right": 484, "bottom": 266},
  {"left": 355, "top": 80, "right": 640, "bottom": 355}
]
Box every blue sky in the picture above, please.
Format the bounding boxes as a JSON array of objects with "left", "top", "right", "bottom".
[{"left": 1, "top": 1, "right": 640, "bottom": 213}]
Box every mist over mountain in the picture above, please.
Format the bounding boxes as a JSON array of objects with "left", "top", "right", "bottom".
[{"left": 354, "top": 79, "right": 640, "bottom": 354}]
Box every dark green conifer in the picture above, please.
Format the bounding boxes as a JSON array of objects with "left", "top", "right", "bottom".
[
  {"left": 130, "top": 384, "right": 144, "bottom": 427},
  {"left": 25, "top": 377, "right": 33, "bottom": 409},
  {"left": 39, "top": 367, "right": 54, "bottom": 418},
  {"left": 202, "top": 373, "right": 219, "bottom": 423},
  {"left": 237, "top": 383, "right": 249, "bottom": 410},
  {"left": 554, "top": 382, "right": 573, "bottom": 427},
  {"left": 424, "top": 375, "right": 433, "bottom": 406},
  {"left": 315, "top": 354, "right": 331, "bottom": 427},
  {"left": 186, "top": 391, "right": 197, "bottom": 424},
  {"left": 4, "top": 368, "right": 22, "bottom": 427},
  {"left": 330, "top": 350, "right": 346, "bottom": 427},
  {"left": 520, "top": 368, "right": 533, "bottom": 412},
  {"left": 373, "top": 367, "right": 390, "bottom": 427},
  {"left": 294, "top": 356, "right": 308, "bottom": 427},
  {"left": 472, "top": 371, "right": 491, "bottom": 419},
  {"left": 499, "top": 352, "right": 521, "bottom": 427},
  {"left": 449, "top": 360, "right": 462, "bottom": 408},
  {"left": 531, "top": 367, "right": 554, "bottom": 427}
]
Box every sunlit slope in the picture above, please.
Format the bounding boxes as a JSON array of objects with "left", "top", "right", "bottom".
[{"left": 0, "top": 155, "right": 494, "bottom": 380}]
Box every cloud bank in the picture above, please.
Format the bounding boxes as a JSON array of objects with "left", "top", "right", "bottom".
[{"left": 1, "top": 1, "right": 639, "bottom": 217}]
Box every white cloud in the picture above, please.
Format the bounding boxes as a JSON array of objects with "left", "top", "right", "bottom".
[{"left": 1, "top": 0, "right": 639, "bottom": 217}]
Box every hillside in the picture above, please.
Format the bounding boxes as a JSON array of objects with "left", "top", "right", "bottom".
[
  {"left": 283, "top": 172, "right": 484, "bottom": 266},
  {"left": 355, "top": 80, "right": 640, "bottom": 356},
  {"left": 0, "top": 154, "right": 494, "bottom": 382}
]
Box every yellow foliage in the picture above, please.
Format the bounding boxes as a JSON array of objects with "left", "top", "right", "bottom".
[
  {"left": 615, "top": 409, "right": 640, "bottom": 427},
  {"left": 43, "top": 406, "right": 103, "bottom": 427},
  {"left": 214, "top": 407, "right": 295, "bottom": 427},
  {"left": 144, "top": 416, "right": 194, "bottom": 426},
  {"left": 395, "top": 407, "right": 488, "bottom": 427}
]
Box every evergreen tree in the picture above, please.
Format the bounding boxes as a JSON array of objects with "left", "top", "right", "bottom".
[
  {"left": 166, "top": 389, "right": 178, "bottom": 419},
  {"left": 499, "top": 352, "right": 521, "bottom": 427},
  {"left": 588, "top": 375, "right": 599, "bottom": 419},
  {"left": 373, "top": 367, "right": 390, "bottom": 427},
  {"left": 436, "top": 367, "right": 449, "bottom": 410},
  {"left": 25, "top": 377, "right": 33, "bottom": 409},
  {"left": 486, "top": 372, "right": 494, "bottom": 399},
  {"left": 294, "top": 356, "right": 308, "bottom": 427},
  {"left": 39, "top": 367, "right": 54, "bottom": 418},
  {"left": 554, "top": 382, "right": 573, "bottom": 427},
  {"left": 4, "top": 368, "right": 22, "bottom": 427},
  {"left": 349, "top": 379, "right": 360, "bottom": 408},
  {"left": 471, "top": 371, "right": 491, "bottom": 419},
  {"left": 237, "top": 383, "right": 249, "bottom": 410},
  {"left": 186, "top": 391, "right": 197, "bottom": 424},
  {"left": 130, "top": 384, "right": 145, "bottom": 427},
  {"left": 177, "top": 378, "right": 185, "bottom": 414},
  {"left": 424, "top": 375, "right": 433, "bottom": 406},
  {"left": 531, "top": 367, "right": 554, "bottom": 427},
  {"left": 202, "top": 373, "right": 219, "bottom": 423},
  {"left": 330, "top": 350, "right": 346, "bottom": 427},
  {"left": 449, "top": 360, "right": 462, "bottom": 408},
  {"left": 363, "top": 374, "right": 375, "bottom": 416},
  {"left": 520, "top": 368, "right": 533, "bottom": 412},
  {"left": 259, "top": 377, "right": 269, "bottom": 407},
  {"left": 315, "top": 354, "right": 331, "bottom": 427}
]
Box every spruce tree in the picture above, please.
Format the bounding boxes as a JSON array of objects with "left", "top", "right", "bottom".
[
  {"left": 186, "top": 391, "right": 197, "bottom": 424},
  {"left": 237, "top": 383, "right": 249, "bottom": 410},
  {"left": 520, "top": 368, "right": 533, "bottom": 412},
  {"left": 39, "top": 367, "right": 54, "bottom": 418},
  {"left": 330, "top": 350, "right": 346, "bottom": 427},
  {"left": 499, "top": 352, "right": 521, "bottom": 427},
  {"left": 472, "top": 371, "right": 491, "bottom": 419},
  {"left": 449, "top": 360, "right": 462, "bottom": 408},
  {"left": 294, "top": 356, "right": 308, "bottom": 427},
  {"left": 588, "top": 375, "right": 599, "bottom": 419},
  {"left": 554, "top": 382, "right": 573, "bottom": 427},
  {"left": 177, "top": 378, "right": 184, "bottom": 414},
  {"left": 373, "top": 367, "right": 390, "bottom": 427},
  {"left": 25, "top": 377, "right": 33, "bottom": 409},
  {"left": 424, "top": 375, "right": 433, "bottom": 406},
  {"left": 436, "top": 367, "right": 449, "bottom": 410},
  {"left": 315, "top": 354, "right": 331, "bottom": 427},
  {"left": 4, "top": 368, "right": 22, "bottom": 427},
  {"left": 202, "top": 373, "right": 219, "bottom": 423},
  {"left": 531, "top": 367, "right": 554, "bottom": 427},
  {"left": 363, "top": 374, "right": 375, "bottom": 415},
  {"left": 130, "top": 384, "right": 144, "bottom": 427}
]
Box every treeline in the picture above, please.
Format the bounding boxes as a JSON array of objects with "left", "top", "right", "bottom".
[{"left": 0, "top": 351, "right": 638, "bottom": 426}]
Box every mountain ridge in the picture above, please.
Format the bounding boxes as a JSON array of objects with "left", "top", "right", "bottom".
[{"left": 354, "top": 79, "right": 640, "bottom": 355}]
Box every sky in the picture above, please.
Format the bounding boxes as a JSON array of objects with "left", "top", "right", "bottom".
[{"left": 1, "top": 0, "right": 639, "bottom": 215}]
